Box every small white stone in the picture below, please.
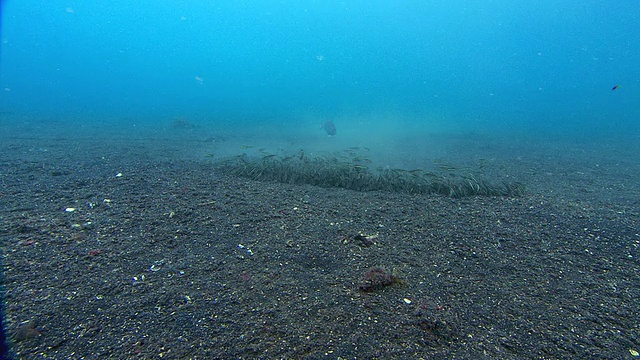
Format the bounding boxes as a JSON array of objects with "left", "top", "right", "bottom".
[
  {"left": 115, "top": 173, "right": 123, "bottom": 177},
  {"left": 403, "top": 298, "right": 412, "bottom": 304},
  {"left": 65, "top": 207, "right": 76, "bottom": 212}
]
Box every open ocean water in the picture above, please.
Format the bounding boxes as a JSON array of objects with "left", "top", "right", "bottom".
[{"left": 0, "top": 1, "right": 639, "bottom": 359}]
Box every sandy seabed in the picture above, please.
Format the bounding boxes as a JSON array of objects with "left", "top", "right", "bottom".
[{"left": 1, "top": 125, "right": 639, "bottom": 359}]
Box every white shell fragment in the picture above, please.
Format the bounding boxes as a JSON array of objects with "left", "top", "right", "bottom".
[
  {"left": 149, "top": 260, "right": 164, "bottom": 272},
  {"left": 237, "top": 244, "right": 254, "bottom": 255},
  {"left": 150, "top": 264, "right": 161, "bottom": 272}
]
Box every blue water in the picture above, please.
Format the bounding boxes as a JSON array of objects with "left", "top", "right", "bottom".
[{"left": 1, "top": 1, "right": 639, "bottom": 139}]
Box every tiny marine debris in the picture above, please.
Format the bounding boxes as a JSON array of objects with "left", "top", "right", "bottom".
[{"left": 351, "top": 233, "right": 376, "bottom": 247}]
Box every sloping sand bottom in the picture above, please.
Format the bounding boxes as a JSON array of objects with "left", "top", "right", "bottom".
[{"left": 1, "top": 128, "right": 638, "bottom": 359}]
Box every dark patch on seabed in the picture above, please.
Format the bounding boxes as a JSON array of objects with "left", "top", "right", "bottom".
[
  {"left": 213, "top": 152, "right": 525, "bottom": 198},
  {"left": 0, "top": 136, "right": 638, "bottom": 359}
]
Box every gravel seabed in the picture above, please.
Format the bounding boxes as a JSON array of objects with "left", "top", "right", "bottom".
[{"left": 1, "top": 126, "right": 639, "bottom": 359}]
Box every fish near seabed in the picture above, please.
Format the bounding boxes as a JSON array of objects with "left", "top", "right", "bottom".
[{"left": 321, "top": 120, "right": 337, "bottom": 136}]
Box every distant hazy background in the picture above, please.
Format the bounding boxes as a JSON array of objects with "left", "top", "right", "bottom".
[{"left": 1, "top": 1, "right": 638, "bottom": 152}]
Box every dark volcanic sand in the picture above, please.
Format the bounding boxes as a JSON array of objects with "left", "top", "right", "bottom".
[{"left": 1, "top": 131, "right": 639, "bottom": 359}]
